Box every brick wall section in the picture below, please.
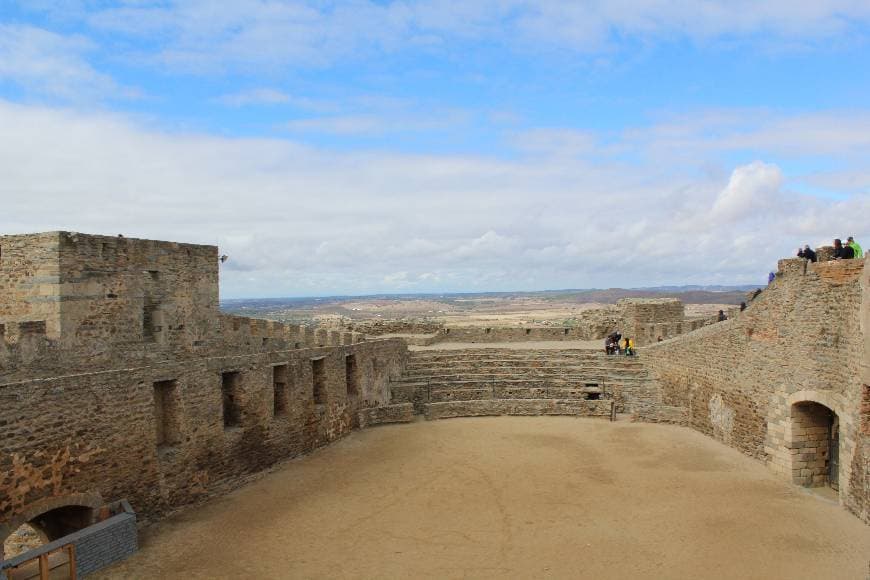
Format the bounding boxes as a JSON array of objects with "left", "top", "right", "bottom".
[{"left": 642, "top": 255, "right": 869, "bottom": 522}]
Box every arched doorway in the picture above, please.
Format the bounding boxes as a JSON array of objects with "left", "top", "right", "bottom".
[
  {"left": 0, "top": 495, "right": 101, "bottom": 560},
  {"left": 29, "top": 504, "right": 95, "bottom": 542},
  {"left": 790, "top": 401, "right": 839, "bottom": 491}
]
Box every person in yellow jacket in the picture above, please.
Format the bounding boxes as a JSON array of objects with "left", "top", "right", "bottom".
[{"left": 625, "top": 337, "right": 635, "bottom": 356}]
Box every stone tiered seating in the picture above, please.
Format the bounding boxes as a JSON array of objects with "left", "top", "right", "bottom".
[{"left": 390, "top": 349, "right": 654, "bottom": 420}]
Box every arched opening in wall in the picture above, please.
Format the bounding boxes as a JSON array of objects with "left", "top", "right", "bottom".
[
  {"left": 790, "top": 402, "right": 839, "bottom": 493},
  {"left": 2, "top": 505, "right": 95, "bottom": 559}
]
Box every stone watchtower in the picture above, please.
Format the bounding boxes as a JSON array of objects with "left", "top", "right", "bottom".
[
  {"left": 0, "top": 231, "right": 219, "bottom": 357},
  {"left": 617, "top": 298, "right": 685, "bottom": 345}
]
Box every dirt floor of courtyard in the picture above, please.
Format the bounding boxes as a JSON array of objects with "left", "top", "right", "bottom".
[{"left": 99, "top": 417, "right": 870, "bottom": 579}]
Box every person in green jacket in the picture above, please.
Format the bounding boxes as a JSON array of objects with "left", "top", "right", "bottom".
[{"left": 848, "top": 236, "right": 863, "bottom": 260}]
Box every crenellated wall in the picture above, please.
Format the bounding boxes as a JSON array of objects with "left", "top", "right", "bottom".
[
  {"left": 3, "top": 229, "right": 868, "bottom": 549},
  {"left": 0, "top": 232, "right": 409, "bottom": 558},
  {"left": 642, "top": 255, "right": 869, "bottom": 522}
]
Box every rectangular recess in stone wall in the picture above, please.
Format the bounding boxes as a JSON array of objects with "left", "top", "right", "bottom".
[
  {"left": 221, "top": 371, "right": 242, "bottom": 428},
  {"left": 153, "top": 379, "right": 180, "bottom": 449},
  {"left": 345, "top": 354, "right": 358, "bottom": 397},
  {"left": 311, "top": 358, "right": 326, "bottom": 404},
  {"left": 273, "top": 364, "right": 288, "bottom": 417}
]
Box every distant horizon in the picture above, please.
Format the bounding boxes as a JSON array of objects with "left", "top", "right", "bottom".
[
  {"left": 219, "top": 283, "right": 761, "bottom": 302},
  {"left": 2, "top": 2, "right": 868, "bottom": 297}
]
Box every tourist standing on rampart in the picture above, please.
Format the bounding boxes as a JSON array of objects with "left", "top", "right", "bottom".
[
  {"left": 847, "top": 236, "right": 863, "bottom": 259},
  {"left": 797, "top": 245, "right": 817, "bottom": 262},
  {"left": 833, "top": 238, "right": 855, "bottom": 260}
]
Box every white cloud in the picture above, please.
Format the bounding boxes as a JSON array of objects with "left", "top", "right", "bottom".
[
  {"left": 0, "top": 24, "right": 137, "bottom": 101},
  {"left": 0, "top": 99, "right": 868, "bottom": 297},
  {"left": 712, "top": 161, "right": 783, "bottom": 221}
]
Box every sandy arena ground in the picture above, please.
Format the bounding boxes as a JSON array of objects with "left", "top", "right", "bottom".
[{"left": 99, "top": 418, "right": 870, "bottom": 580}]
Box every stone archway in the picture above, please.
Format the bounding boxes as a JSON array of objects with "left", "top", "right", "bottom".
[
  {"left": 0, "top": 493, "right": 102, "bottom": 559},
  {"left": 789, "top": 401, "right": 839, "bottom": 491}
]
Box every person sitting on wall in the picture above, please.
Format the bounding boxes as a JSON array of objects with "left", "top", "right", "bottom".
[
  {"left": 625, "top": 337, "right": 635, "bottom": 356},
  {"left": 717, "top": 310, "right": 727, "bottom": 322},
  {"left": 833, "top": 238, "right": 855, "bottom": 260},
  {"left": 847, "top": 236, "right": 863, "bottom": 260},
  {"left": 797, "top": 245, "right": 817, "bottom": 262}
]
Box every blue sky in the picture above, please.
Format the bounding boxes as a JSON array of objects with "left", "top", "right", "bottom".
[{"left": 1, "top": 1, "right": 869, "bottom": 297}]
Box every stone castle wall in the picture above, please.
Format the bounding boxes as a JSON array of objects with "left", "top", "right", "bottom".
[
  {"left": 349, "top": 300, "right": 709, "bottom": 347},
  {"left": 349, "top": 320, "right": 444, "bottom": 336},
  {"left": 3, "top": 228, "right": 868, "bottom": 550},
  {"left": 642, "top": 255, "right": 869, "bottom": 522},
  {"left": 0, "top": 232, "right": 407, "bottom": 555}
]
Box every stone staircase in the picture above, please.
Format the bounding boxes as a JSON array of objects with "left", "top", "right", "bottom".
[{"left": 389, "top": 349, "right": 657, "bottom": 420}]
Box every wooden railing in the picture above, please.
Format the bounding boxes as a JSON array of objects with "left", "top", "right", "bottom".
[{"left": 4, "top": 543, "right": 76, "bottom": 580}]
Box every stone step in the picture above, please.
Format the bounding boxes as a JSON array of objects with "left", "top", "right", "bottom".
[
  {"left": 410, "top": 344, "right": 639, "bottom": 359},
  {"left": 428, "top": 388, "right": 604, "bottom": 403},
  {"left": 394, "top": 377, "right": 611, "bottom": 387},
  {"left": 390, "top": 381, "right": 611, "bottom": 403},
  {"left": 390, "top": 378, "right": 650, "bottom": 394},
  {"left": 406, "top": 360, "right": 646, "bottom": 371},
  {"left": 409, "top": 353, "right": 632, "bottom": 362},
  {"left": 357, "top": 403, "right": 415, "bottom": 427},
  {"left": 405, "top": 360, "right": 646, "bottom": 371},
  {"left": 402, "top": 370, "right": 648, "bottom": 381},
  {"left": 424, "top": 398, "right": 614, "bottom": 420}
]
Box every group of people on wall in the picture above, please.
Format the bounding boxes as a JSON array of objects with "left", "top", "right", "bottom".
[
  {"left": 796, "top": 236, "right": 863, "bottom": 262},
  {"left": 604, "top": 332, "right": 634, "bottom": 356}
]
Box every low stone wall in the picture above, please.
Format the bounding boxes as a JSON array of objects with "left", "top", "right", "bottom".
[
  {"left": 358, "top": 403, "right": 415, "bottom": 427},
  {"left": 350, "top": 320, "right": 443, "bottom": 336},
  {"left": 1, "top": 502, "right": 137, "bottom": 578},
  {"left": 430, "top": 326, "right": 602, "bottom": 344},
  {"left": 424, "top": 399, "right": 613, "bottom": 420},
  {"left": 630, "top": 317, "right": 711, "bottom": 346}
]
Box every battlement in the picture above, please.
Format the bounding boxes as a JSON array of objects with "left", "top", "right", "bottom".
[{"left": 0, "top": 231, "right": 221, "bottom": 377}]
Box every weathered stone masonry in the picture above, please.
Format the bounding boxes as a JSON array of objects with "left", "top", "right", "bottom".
[
  {"left": 0, "top": 232, "right": 407, "bottom": 558},
  {"left": 2, "top": 228, "right": 868, "bottom": 567},
  {"left": 642, "top": 255, "right": 870, "bottom": 523}
]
